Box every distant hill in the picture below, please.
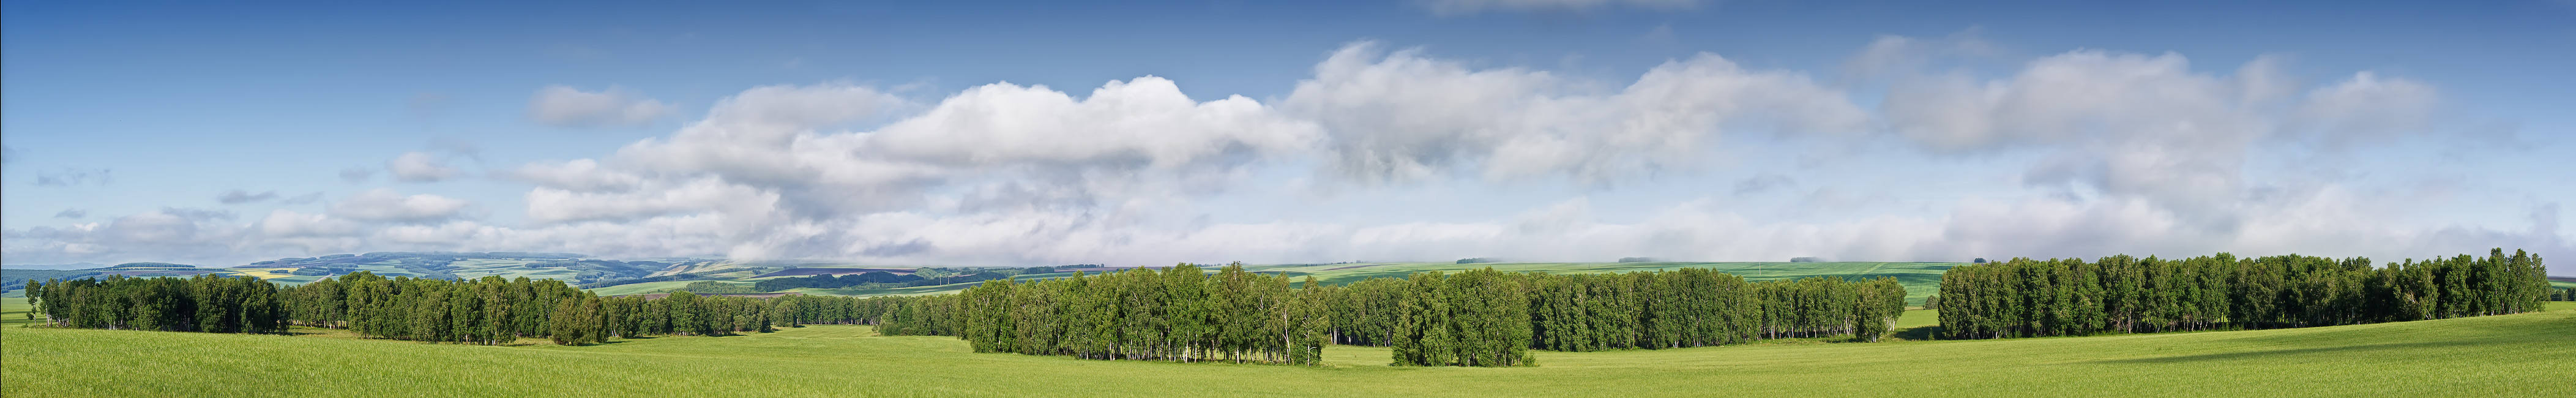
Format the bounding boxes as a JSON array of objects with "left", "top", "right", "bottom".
[
  {"left": 0, "top": 262, "right": 106, "bottom": 270},
  {"left": 2, "top": 263, "right": 240, "bottom": 295},
  {"left": 229, "top": 252, "right": 680, "bottom": 285}
]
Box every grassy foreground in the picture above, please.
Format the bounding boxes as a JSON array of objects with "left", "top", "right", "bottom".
[{"left": 5, "top": 299, "right": 2571, "bottom": 397}]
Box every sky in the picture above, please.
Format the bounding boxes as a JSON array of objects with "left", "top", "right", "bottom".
[{"left": 4, "top": 0, "right": 2572, "bottom": 274}]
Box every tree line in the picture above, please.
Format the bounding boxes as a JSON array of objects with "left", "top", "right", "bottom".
[
  {"left": 873, "top": 265, "right": 1907, "bottom": 367},
  {"left": 22, "top": 274, "right": 285, "bottom": 334},
  {"left": 1933, "top": 249, "right": 2551, "bottom": 339},
  {"left": 880, "top": 263, "right": 1335, "bottom": 365},
  {"left": 28, "top": 271, "right": 918, "bottom": 345}
]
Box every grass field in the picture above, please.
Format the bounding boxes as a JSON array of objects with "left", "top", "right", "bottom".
[
  {"left": 445, "top": 259, "right": 584, "bottom": 280},
  {"left": 7, "top": 297, "right": 2570, "bottom": 397}
]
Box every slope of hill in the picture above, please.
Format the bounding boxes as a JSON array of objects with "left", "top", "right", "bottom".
[
  {"left": 230, "top": 252, "right": 685, "bottom": 285},
  {"left": 2, "top": 263, "right": 245, "bottom": 296},
  {"left": 4, "top": 299, "right": 2566, "bottom": 396}
]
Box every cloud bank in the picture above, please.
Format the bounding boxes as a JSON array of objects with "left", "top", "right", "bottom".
[{"left": 6, "top": 40, "right": 2565, "bottom": 275}]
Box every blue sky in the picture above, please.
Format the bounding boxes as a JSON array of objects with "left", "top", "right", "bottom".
[{"left": 5, "top": 0, "right": 2571, "bottom": 274}]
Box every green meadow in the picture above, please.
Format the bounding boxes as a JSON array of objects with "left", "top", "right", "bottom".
[{"left": 7, "top": 298, "right": 2569, "bottom": 397}]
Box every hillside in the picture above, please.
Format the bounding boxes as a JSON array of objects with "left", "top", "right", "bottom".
[
  {"left": 4, "top": 299, "right": 2567, "bottom": 396},
  {"left": 228, "top": 252, "right": 683, "bottom": 285},
  {"left": 1, "top": 263, "right": 244, "bottom": 296},
  {"left": 3, "top": 253, "right": 703, "bottom": 296}
]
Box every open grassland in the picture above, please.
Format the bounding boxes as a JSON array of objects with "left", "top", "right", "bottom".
[
  {"left": 784, "top": 283, "right": 985, "bottom": 297},
  {"left": 228, "top": 268, "right": 299, "bottom": 279},
  {"left": 583, "top": 280, "right": 723, "bottom": 296},
  {"left": 444, "top": 259, "right": 583, "bottom": 280},
  {"left": 8, "top": 299, "right": 2570, "bottom": 397}
]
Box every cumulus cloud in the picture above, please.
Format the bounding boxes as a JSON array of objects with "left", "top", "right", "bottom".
[
  {"left": 2, "top": 209, "right": 249, "bottom": 265},
  {"left": 386, "top": 151, "right": 462, "bottom": 182},
  {"left": 53, "top": 209, "right": 86, "bottom": 219},
  {"left": 259, "top": 209, "right": 363, "bottom": 238},
  {"left": 217, "top": 190, "right": 281, "bottom": 204},
  {"left": 4, "top": 39, "right": 2559, "bottom": 277},
  {"left": 524, "top": 178, "right": 773, "bottom": 223},
  {"left": 508, "top": 159, "right": 644, "bottom": 192},
  {"left": 1877, "top": 48, "right": 2440, "bottom": 229},
  {"left": 1418, "top": 0, "right": 1700, "bottom": 15},
  {"left": 864, "top": 77, "right": 1321, "bottom": 171},
  {"left": 527, "top": 85, "right": 674, "bottom": 127},
  {"left": 1285, "top": 42, "right": 1866, "bottom": 184},
  {"left": 328, "top": 189, "right": 470, "bottom": 222}
]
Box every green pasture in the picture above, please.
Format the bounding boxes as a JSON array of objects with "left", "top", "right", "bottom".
[
  {"left": 7, "top": 296, "right": 2570, "bottom": 397},
  {"left": 584, "top": 280, "right": 732, "bottom": 296}
]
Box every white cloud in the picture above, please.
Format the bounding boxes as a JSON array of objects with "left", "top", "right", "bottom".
[
  {"left": 386, "top": 151, "right": 461, "bottom": 182},
  {"left": 527, "top": 85, "right": 674, "bottom": 127},
  {"left": 258, "top": 210, "right": 363, "bottom": 238},
  {"left": 615, "top": 82, "right": 913, "bottom": 188},
  {"left": 3, "top": 40, "right": 2559, "bottom": 277},
  {"left": 524, "top": 178, "right": 774, "bottom": 223},
  {"left": 2291, "top": 71, "right": 2438, "bottom": 143},
  {"left": 1284, "top": 42, "right": 1866, "bottom": 184},
  {"left": 508, "top": 159, "right": 644, "bottom": 192},
  {"left": 864, "top": 77, "right": 1321, "bottom": 171},
  {"left": 1876, "top": 48, "right": 2441, "bottom": 228},
  {"left": 328, "top": 189, "right": 470, "bottom": 222},
  {"left": 1, "top": 209, "right": 248, "bottom": 265},
  {"left": 1418, "top": 0, "right": 1700, "bottom": 15}
]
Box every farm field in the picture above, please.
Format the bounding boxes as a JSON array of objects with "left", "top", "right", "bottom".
[
  {"left": 581, "top": 280, "right": 717, "bottom": 296},
  {"left": 7, "top": 298, "right": 2568, "bottom": 397}
]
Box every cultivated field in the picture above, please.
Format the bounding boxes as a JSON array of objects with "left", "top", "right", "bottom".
[{"left": 7, "top": 298, "right": 2568, "bottom": 397}]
